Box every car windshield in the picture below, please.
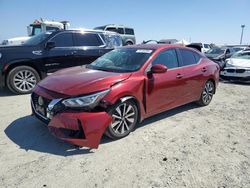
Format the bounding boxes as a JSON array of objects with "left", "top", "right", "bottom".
[
  {"left": 87, "top": 48, "right": 154, "bottom": 73},
  {"left": 231, "top": 51, "right": 250, "bottom": 60},
  {"left": 23, "top": 32, "right": 52, "bottom": 45},
  {"left": 207, "top": 48, "right": 224, "bottom": 54}
]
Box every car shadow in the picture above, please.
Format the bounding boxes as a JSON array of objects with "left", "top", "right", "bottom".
[
  {"left": 4, "top": 116, "right": 94, "bottom": 156},
  {"left": 137, "top": 102, "right": 199, "bottom": 128},
  {"left": 220, "top": 80, "right": 250, "bottom": 86},
  {"left": 0, "top": 88, "right": 16, "bottom": 97},
  {"left": 5, "top": 103, "right": 199, "bottom": 156}
]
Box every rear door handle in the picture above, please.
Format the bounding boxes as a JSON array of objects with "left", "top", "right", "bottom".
[
  {"left": 202, "top": 67, "right": 207, "bottom": 72},
  {"left": 176, "top": 73, "right": 183, "bottom": 79}
]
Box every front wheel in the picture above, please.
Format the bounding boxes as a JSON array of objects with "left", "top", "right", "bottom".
[
  {"left": 7, "top": 66, "right": 40, "bottom": 94},
  {"left": 196, "top": 80, "right": 215, "bottom": 106},
  {"left": 105, "top": 100, "right": 138, "bottom": 140}
]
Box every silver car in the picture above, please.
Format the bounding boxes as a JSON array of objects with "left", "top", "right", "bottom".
[
  {"left": 220, "top": 50, "right": 250, "bottom": 82},
  {"left": 94, "top": 24, "right": 136, "bottom": 46}
]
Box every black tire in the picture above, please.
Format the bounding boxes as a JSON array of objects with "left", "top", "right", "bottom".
[
  {"left": 7, "top": 66, "right": 40, "bottom": 94},
  {"left": 125, "top": 41, "right": 133, "bottom": 46},
  {"left": 105, "top": 100, "right": 139, "bottom": 140},
  {"left": 196, "top": 80, "right": 215, "bottom": 106}
]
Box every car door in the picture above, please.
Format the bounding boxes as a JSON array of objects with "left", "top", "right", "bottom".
[
  {"left": 146, "top": 48, "right": 186, "bottom": 116},
  {"left": 43, "top": 32, "right": 76, "bottom": 73},
  {"left": 176, "top": 48, "right": 206, "bottom": 103},
  {"left": 72, "top": 32, "right": 105, "bottom": 66}
]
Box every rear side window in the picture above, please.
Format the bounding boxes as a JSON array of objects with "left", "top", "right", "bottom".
[
  {"left": 50, "top": 33, "right": 74, "bottom": 47},
  {"left": 125, "top": 28, "right": 134, "bottom": 35},
  {"left": 193, "top": 52, "right": 201, "bottom": 62},
  {"left": 179, "top": 49, "right": 197, "bottom": 66},
  {"left": 152, "top": 49, "right": 179, "bottom": 69},
  {"left": 74, "top": 33, "right": 103, "bottom": 46}
]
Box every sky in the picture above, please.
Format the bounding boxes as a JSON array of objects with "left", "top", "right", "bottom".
[{"left": 0, "top": 0, "right": 249, "bottom": 45}]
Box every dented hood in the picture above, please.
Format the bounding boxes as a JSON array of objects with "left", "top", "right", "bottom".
[{"left": 38, "top": 66, "right": 132, "bottom": 96}]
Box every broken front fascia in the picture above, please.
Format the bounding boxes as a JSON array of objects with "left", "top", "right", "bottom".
[{"left": 48, "top": 111, "right": 112, "bottom": 149}]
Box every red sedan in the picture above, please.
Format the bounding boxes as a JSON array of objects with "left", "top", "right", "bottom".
[{"left": 31, "top": 44, "right": 220, "bottom": 148}]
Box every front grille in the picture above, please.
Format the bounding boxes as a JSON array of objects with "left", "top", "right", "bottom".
[
  {"left": 236, "top": 69, "right": 245, "bottom": 73},
  {"left": 227, "top": 69, "right": 235, "bottom": 73},
  {"left": 32, "top": 93, "right": 52, "bottom": 121}
]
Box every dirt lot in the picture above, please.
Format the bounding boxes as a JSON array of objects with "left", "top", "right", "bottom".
[{"left": 0, "top": 82, "right": 249, "bottom": 188}]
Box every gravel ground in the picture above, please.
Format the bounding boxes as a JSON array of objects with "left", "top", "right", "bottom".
[{"left": 0, "top": 82, "right": 249, "bottom": 188}]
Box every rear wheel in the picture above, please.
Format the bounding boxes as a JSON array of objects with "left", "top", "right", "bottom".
[
  {"left": 105, "top": 100, "right": 138, "bottom": 140},
  {"left": 196, "top": 80, "right": 215, "bottom": 106},
  {"left": 7, "top": 66, "right": 40, "bottom": 94},
  {"left": 125, "top": 41, "right": 133, "bottom": 46}
]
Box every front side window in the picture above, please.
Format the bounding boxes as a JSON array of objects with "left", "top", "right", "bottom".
[
  {"left": 106, "top": 27, "right": 117, "bottom": 32},
  {"left": 74, "top": 33, "right": 102, "bottom": 46},
  {"left": 23, "top": 32, "right": 52, "bottom": 45},
  {"left": 204, "top": 44, "right": 209, "bottom": 48},
  {"left": 88, "top": 48, "right": 154, "bottom": 72},
  {"left": 32, "top": 26, "right": 42, "bottom": 35},
  {"left": 50, "top": 33, "right": 73, "bottom": 47},
  {"left": 152, "top": 49, "right": 179, "bottom": 69},
  {"left": 179, "top": 49, "right": 197, "bottom": 66}
]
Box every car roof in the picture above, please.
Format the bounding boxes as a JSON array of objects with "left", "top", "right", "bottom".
[
  {"left": 52, "top": 29, "right": 119, "bottom": 35},
  {"left": 96, "top": 24, "right": 133, "bottom": 29},
  {"left": 123, "top": 44, "right": 189, "bottom": 50}
]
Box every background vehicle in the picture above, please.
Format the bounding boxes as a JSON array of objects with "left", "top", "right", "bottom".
[
  {"left": 1, "top": 19, "right": 69, "bottom": 46},
  {"left": 205, "top": 47, "right": 235, "bottom": 69},
  {"left": 189, "top": 43, "right": 211, "bottom": 53},
  {"left": 225, "top": 45, "right": 250, "bottom": 53},
  {"left": 94, "top": 24, "right": 136, "bottom": 45},
  {"left": 220, "top": 50, "right": 250, "bottom": 82},
  {"left": 0, "top": 29, "right": 122, "bottom": 94},
  {"left": 31, "top": 44, "right": 219, "bottom": 148}
]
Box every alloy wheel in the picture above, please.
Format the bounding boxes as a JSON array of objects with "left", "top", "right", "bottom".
[
  {"left": 110, "top": 102, "right": 136, "bottom": 135},
  {"left": 13, "top": 70, "right": 37, "bottom": 92},
  {"left": 202, "top": 81, "right": 214, "bottom": 105}
]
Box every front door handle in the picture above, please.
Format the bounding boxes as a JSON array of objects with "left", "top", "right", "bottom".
[{"left": 176, "top": 73, "right": 183, "bottom": 79}]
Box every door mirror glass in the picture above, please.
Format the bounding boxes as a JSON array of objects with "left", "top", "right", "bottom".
[
  {"left": 45, "top": 41, "right": 55, "bottom": 49},
  {"left": 151, "top": 64, "right": 168, "bottom": 74}
]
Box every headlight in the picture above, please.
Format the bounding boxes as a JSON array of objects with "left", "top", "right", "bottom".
[
  {"left": 0, "top": 53, "right": 2, "bottom": 59},
  {"left": 62, "top": 89, "right": 110, "bottom": 108}
]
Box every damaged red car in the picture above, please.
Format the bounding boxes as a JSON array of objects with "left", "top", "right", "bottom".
[{"left": 31, "top": 44, "right": 220, "bottom": 149}]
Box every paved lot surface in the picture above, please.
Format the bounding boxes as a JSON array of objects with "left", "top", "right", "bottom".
[{"left": 0, "top": 82, "right": 249, "bottom": 188}]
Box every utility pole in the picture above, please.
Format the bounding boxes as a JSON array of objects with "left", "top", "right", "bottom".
[{"left": 240, "top": 25, "right": 245, "bottom": 45}]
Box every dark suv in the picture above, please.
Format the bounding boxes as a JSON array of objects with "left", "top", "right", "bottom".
[{"left": 0, "top": 29, "right": 122, "bottom": 94}]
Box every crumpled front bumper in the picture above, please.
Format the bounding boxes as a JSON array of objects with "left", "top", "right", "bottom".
[
  {"left": 46, "top": 111, "right": 112, "bottom": 149},
  {"left": 220, "top": 68, "right": 250, "bottom": 82}
]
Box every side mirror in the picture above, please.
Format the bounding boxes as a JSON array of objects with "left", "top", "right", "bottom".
[
  {"left": 150, "top": 64, "right": 168, "bottom": 74},
  {"left": 45, "top": 41, "right": 55, "bottom": 49}
]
